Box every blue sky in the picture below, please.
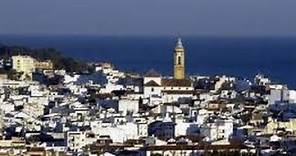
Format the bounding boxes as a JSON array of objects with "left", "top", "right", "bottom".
[{"left": 1, "top": 0, "right": 296, "bottom": 36}]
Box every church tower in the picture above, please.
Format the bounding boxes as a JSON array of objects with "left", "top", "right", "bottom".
[{"left": 173, "top": 38, "right": 185, "bottom": 79}]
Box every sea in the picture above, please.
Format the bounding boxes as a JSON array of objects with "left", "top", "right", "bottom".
[{"left": 0, "top": 35, "right": 296, "bottom": 88}]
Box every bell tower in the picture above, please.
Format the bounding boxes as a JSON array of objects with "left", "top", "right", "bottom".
[{"left": 173, "top": 38, "right": 185, "bottom": 79}]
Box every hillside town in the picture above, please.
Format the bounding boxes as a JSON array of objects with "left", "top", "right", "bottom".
[{"left": 0, "top": 39, "right": 295, "bottom": 156}]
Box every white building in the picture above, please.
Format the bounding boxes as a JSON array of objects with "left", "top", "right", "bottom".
[
  {"left": 0, "top": 102, "right": 15, "bottom": 114},
  {"left": 196, "top": 109, "right": 210, "bottom": 125},
  {"left": 92, "top": 122, "right": 139, "bottom": 143},
  {"left": 100, "top": 83, "right": 124, "bottom": 94},
  {"left": 254, "top": 74, "right": 271, "bottom": 86},
  {"left": 162, "top": 90, "right": 193, "bottom": 103},
  {"left": 214, "top": 75, "right": 235, "bottom": 92},
  {"left": 23, "top": 102, "right": 45, "bottom": 118},
  {"left": 175, "top": 122, "right": 199, "bottom": 137},
  {"left": 64, "top": 74, "right": 80, "bottom": 84},
  {"left": 67, "top": 131, "right": 96, "bottom": 152},
  {"left": 289, "top": 90, "right": 296, "bottom": 103},
  {"left": 201, "top": 119, "right": 233, "bottom": 142},
  {"left": 118, "top": 99, "right": 139, "bottom": 115},
  {"left": 12, "top": 55, "right": 35, "bottom": 79},
  {"left": 143, "top": 70, "right": 194, "bottom": 104},
  {"left": 268, "top": 86, "right": 289, "bottom": 105}
]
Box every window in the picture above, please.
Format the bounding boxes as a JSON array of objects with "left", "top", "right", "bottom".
[
  {"left": 151, "top": 88, "right": 154, "bottom": 92},
  {"left": 178, "top": 56, "right": 181, "bottom": 65}
]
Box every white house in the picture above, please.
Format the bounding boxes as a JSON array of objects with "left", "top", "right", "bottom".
[
  {"left": 175, "top": 122, "right": 199, "bottom": 137},
  {"left": 268, "top": 86, "right": 289, "bottom": 105},
  {"left": 201, "top": 119, "right": 233, "bottom": 142},
  {"left": 23, "top": 102, "right": 45, "bottom": 118},
  {"left": 118, "top": 99, "right": 139, "bottom": 115},
  {"left": 67, "top": 131, "right": 96, "bottom": 152},
  {"left": 92, "top": 122, "right": 139, "bottom": 143}
]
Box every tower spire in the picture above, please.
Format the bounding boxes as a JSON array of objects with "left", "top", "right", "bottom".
[{"left": 176, "top": 38, "right": 183, "bottom": 49}]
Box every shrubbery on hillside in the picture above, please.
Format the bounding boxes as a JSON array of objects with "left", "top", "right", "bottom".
[{"left": 0, "top": 45, "right": 93, "bottom": 73}]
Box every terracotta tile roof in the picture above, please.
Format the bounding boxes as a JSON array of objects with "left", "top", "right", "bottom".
[
  {"left": 144, "top": 80, "right": 160, "bottom": 87},
  {"left": 162, "top": 90, "right": 195, "bottom": 94},
  {"left": 161, "top": 79, "right": 192, "bottom": 87},
  {"left": 252, "top": 112, "right": 263, "bottom": 121},
  {"left": 29, "top": 147, "right": 45, "bottom": 152},
  {"left": 144, "top": 144, "right": 247, "bottom": 151},
  {"left": 145, "top": 69, "right": 161, "bottom": 77}
]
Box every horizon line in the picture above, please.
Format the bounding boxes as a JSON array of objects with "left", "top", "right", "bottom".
[{"left": 1, "top": 33, "right": 296, "bottom": 39}]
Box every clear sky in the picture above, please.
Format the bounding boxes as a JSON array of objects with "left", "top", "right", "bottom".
[{"left": 1, "top": 0, "right": 296, "bottom": 37}]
